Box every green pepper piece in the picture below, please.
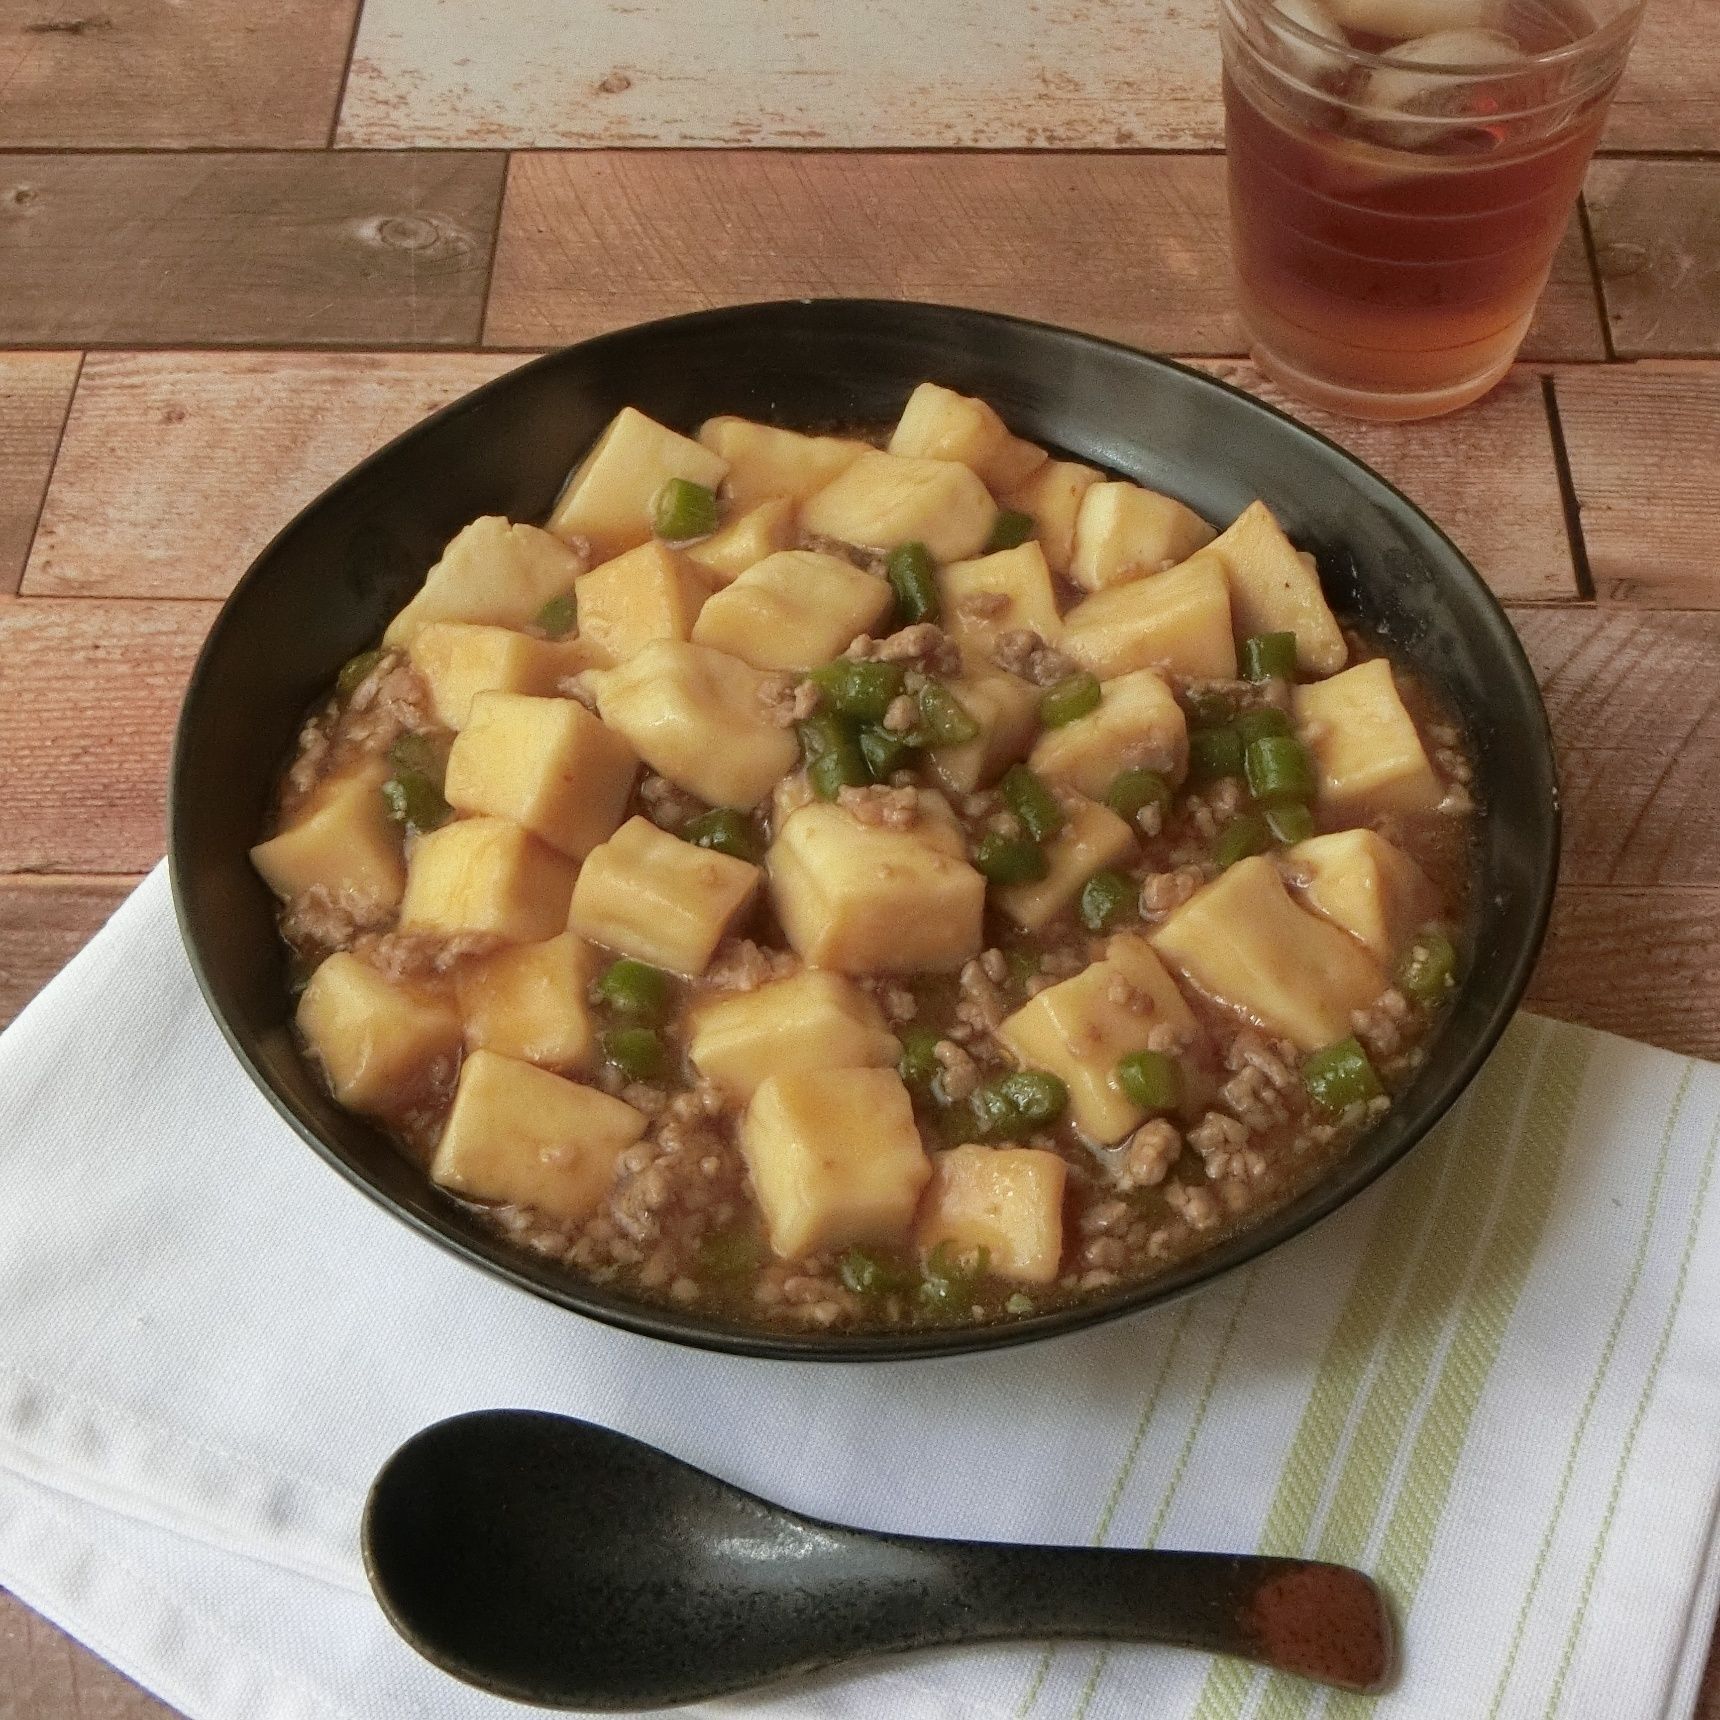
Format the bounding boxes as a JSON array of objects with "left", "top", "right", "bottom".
[
  {"left": 1001, "top": 764, "right": 1065, "bottom": 842},
  {"left": 897, "top": 1027, "right": 943, "bottom": 1090},
  {"left": 885, "top": 541, "right": 939, "bottom": 625},
  {"left": 388, "top": 731, "right": 442, "bottom": 779},
  {"left": 1079, "top": 869, "right": 1136, "bottom": 932},
  {"left": 1397, "top": 930, "right": 1459, "bottom": 1002},
  {"left": 1188, "top": 725, "right": 1245, "bottom": 783},
  {"left": 595, "top": 958, "right": 670, "bottom": 1023},
  {"left": 1184, "top": 689, "right": 1235, "bottom": 727},
  {"left": 996, "top": 1069, "right": 1068, "bottom": 1127},
  {"left": 919, "top": 1240, "right": 990, "bottom": 1314},
  {"left": 858, "top": 724, "right": 912, "bottom": 782},
  {"left": 696, "top": 1227, "right": 763, "bottom": 1280},
  {"left": 381, "top": 770, "right": 450, "bottom": 835},
  {"left": 1240, "top": 631, "right": 1298, "bottom": 682},
  {"left": 1116, "top": 1048, "right": 1180, "bottom": 1112},
  {"left": 838, "top": 1246, "right": 913, "bottom": 1298},
  {"left": 1006, "top": 949, "right": 1041, "bottom": 989},
  {"left": 1265, "top": 802, "right": 1317, "bottom": 846},
  {"left": 1235, "top": 706, "right": 1293, "bottom": 747},
  {"left": 680, "top": 807, "right": 761, "bottom": 864},
  {"left": 651, "top": 477, "right": 719, "bottom": 542},
  {"left": 1302, "top": 1036, "right": 1385, "bottom": 1114},
  {"left": 533, "top": 591, "right": 578, "bottom": 639},
  {"left": 603, "top": 1025, "right": 669, "bottom": 1082},
  {"left": 798, "top": 712, "right": 870, "bottom": 799},
  {"left": 1004, "top": 1291, "right": 1036, "bottom": 1316},
  {"left": 336, "top": 649, "right": 382, "bottom": 698},
  {"left": 1245, "top": 734, "right": 1316, "bottom": 804},
  {"left": 1105, "top": 767, "right": 1172, "bottom": 823},
  {"left": 1213, "top": 813, "right": 1272, "bottom": 868},
  {"left": 809, "top": 658, "right": 906, "bottom": 723},
  {"left": 986, "top": 509, "right": 1036, "bottom": 553},
  {"left": 917, "top": 681, "right": 980, "bottom": 746},
  {"left": 973, "top": 832, "right": 1048, "bottom": 885},
  {"left": 1038, "top": 672, "right": 1102, "bottom": 729}
]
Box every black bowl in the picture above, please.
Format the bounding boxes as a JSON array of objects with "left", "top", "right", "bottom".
[{"left": 169, "top": 299, "right": 1558, "bottom": 1361}]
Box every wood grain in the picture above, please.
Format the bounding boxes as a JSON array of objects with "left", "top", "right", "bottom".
[
  {"left": 1199, "top": 362, "right": 1578, "bottom": 602},
  {"left": 1587, "top": 159, "right": 1720, "bottom": 359},
  {"left": 23, "top": 352, "right": 526, "bottom": 601},
  {"left": 0, "top": 154, "right": 506, "bottom": 348},
  {"left": 0, "top": 1587, "right": 170, "bottom": 1720},
  {"left": 483, "top": 152, "right": 1605, "bottom": 363},
  {"left": 0, "top": 0, "right": 360, "bottom": 149},
  {"left": 0, "top": 876, "right": 137, "bottom": 1030},
  {"left": 1603, "top": 0, "right": 1720, "bottom": 153},
  {"left": 0, "top": 351, "right": 78, "bottom": 596},
  {"left": 1554, "top": 363, "right": 1720, "bottom": 608},
  {"left": 0, "top": 599, "right": 214, "bottom": 873},
  {"left": 1510, "top": 604, "right": 1720, "bottom": 888}
]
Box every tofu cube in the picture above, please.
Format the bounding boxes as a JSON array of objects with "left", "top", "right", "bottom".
[
  {"left": 548, "top": 406, "right": 729, "bottom": 562},
  {"left": 573, "top": 540, "right": 714, "bottom": 668},
  {"left": 690, "top": 550, "right": 891, "bottom": 672},
  {"left": 407, "top": 622, "right": 595, "bottom": 729},
  {"left": 1284, "top": 829, "right": 1438, "bottom": 964},
  {"left": 916, "top": 1145, "right": 1068, "bottom": 1284},
  {"left": 250, "top": 760, "right": 404, "bottom": 922},
  {"left": 925, "top": 672, "right": 1041, "bottom": 796},
  {"left": 800, "top": 450, "right": 997, "bottom": 564},
  {"left": 431, "top": 1049, "right": 646, "bottom": 1222},
  {"left": 588, "top": 640, "right": 800, "bottom": 809},
  {"left": 938, "top": 542, "right": 1064, "bottom": 665},
  {"left": 886, "top": 382, "right": 1048, "bottom": 492},
  {"left": 1150, "top": 856, "right": 1388, "bottom": 1052},
  {"left": 569, "top": 815, "right": 761, "bottom": 976},
  {"left": 400, "top": 817, "right": 577, "bottom": 944},
  {"left": 994, "top": 795, "right": 1136, "bottom": 932},
  {"left": 697, "top": 416, "right": 870, "bottom": 506},
  {"left": 1061, "top": 550, "right": 1238, "bottom": 681},
  {"left": 1070, "top": 482, "right": 1216, "bottom": 593},
  {"left": 684, "top": 497, "right": 798, "bottom": 585},
  {"left": 296, "top": 952, "right": 462, "bottom": 1115},
  {"left": 1292, "top": 658, "right": 1444, "bottom": 822},
  {"left": 443, "top": 692, "right": 637, "bottom": 861},
  {"left": 1208, "top": 501, "right": 1347, "bottom": 675},
  {"left": 1002, "top": 458, "right": 1103, "bottom": 576},
  {"left": 688, "top": 969, "right": 900, "bottom": 1099},
  {"left": 997, "top": 934, "right": 1197, "bottom": 1143},
  {"left": 456, "top": 932, "right": 599, "bottom": 1072},
  {"left": 768, "top": 799, "right": 985, "bottom": 974},
  {"left": 1029, "top": 668, "right": 1188, "bottom": 798},
  {"left": 384, "top": 517, "right": 587, "bottom": 648},
  {"left": 740, "top": 1068, "right": 931, "bottom": 1259}
]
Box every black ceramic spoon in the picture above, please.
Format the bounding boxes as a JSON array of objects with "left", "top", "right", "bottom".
[{"left": 363, "top": 1409, "right": 1393, "bottom": 1709}]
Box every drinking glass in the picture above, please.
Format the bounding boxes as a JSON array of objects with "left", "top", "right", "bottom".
[{"left": 1220, "top": 0, "right": 1645, "bottom": 420}]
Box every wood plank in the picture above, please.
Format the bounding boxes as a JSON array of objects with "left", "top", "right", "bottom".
[
  {"left": 1510, "top": 605, "right": 1720, "bottom": 889},
  {"left": 1602, "top": 0, "right": 1720, "bottom": 153},
  {"left": 0, "top": 0, "right": 360, "bottom": 149},
  {"left": 0, "top": 599, "right": 214, "bottom": 874},
  {"left": 0, "top": 1588, "right": 172, "bottom": 1720},
  {"left": 0, "top": 351, "right": 78, "bottom": 597},
  {"left": 0, "top": 876, "right": 136, "bottom": 1028},
  {"left": 1528, "top": 886, "right": 1720, "bottom": 1061},
  {"left": 483, "top": 152, "right": 1604, "bottom": 363},
  {"left": 340, "top": 0, "right": 1220, "bottom": 149},
  {"left": 1587, "top": 159, "right": 1720, "bottom": 359},
  {"left": 1198, "top": 362, "right": 1577, "bottom": 603},
  {"left": 0, "top": 154, "right": 505, "bottom": 348},
  {"left": 23, "top": 352, "right": 525, "bottom": 601},
  {"left": 1554, "top": 363, "right": 1720, "bottom": 609}
]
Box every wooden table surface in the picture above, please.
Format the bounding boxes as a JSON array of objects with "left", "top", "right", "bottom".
[{"left": 2, "top": 0, "right": 1718, "bottom": 1713}]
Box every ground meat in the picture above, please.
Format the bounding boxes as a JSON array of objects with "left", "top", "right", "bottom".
[
  {"left": 1165, "top": 1180, "right": 1223, "bottom": 1230},
  {"left": 1140, "top": 866, "right": 1205, "bottom": 919},
  {"left": 979, "top": 948, "right": 1008, "bottom": 984},
  {"left": 280, "top": 884, "right": 368, "bottom": 953},
  {"left": 639, "top": 772, "right": 702, "bottom": 829},
  {"left": 883, "top": 693, "right": 919, "bottom": 734},
  {"left": 353, "top": 926, "right": 500, "bottom": 980},
  {"left": 836, "top": 784, "right": 920, "bottom": 829},
  {"left": 1079, "top": 1198, "right": 1132, "bottom": 1237},
  {"left": 758, "top": 674, "right": 821, "bottom": 728},
  {"left": 1227, "top": 1029, "right": 1299, "bottom": 1093},
  {"left": 341, "top": 654, "right": 431, "bottom": 754},
  {"left": 955, "top": 958, "right": 1008, "bottom": 1036},
  {"left": 991, "top": 628, "right": 1075, "bottom": 686},
  {"left": 283, "top": 712, "right": 335, "bottom": 801},
  {"left": 958, "top": 589, "right": 1010, "bottom": 621},
  {"left": 847, "top": 622, "right": 962, "bottom": 675},
  {"left": 706, "top": 938, "right": 799, "bottom": 992},
  {"left": 1106, "top": 975, "right": 1152, "bottom": 1012},
  {"left": 1352, "top": 987, "right": 1412, "bottom": 1058},
  {"left": 1118, "top": 1119, "right": 1182, "bottom": 1190},
  {"left": 1220, "top": 1064, "right": 1290, "bottom": 1133},
  {"left": 558, "top": 673, "right": 599, "bottom": 710},
  {"left": 862, "top": 978, "right": 918, "bottom": 1023},
  {"left": 1146, "top": 1020, "right": 1194, "bottom": 1054},
  {"left": 933, "top": 1039, "right": 980, "bottom": 1101}
]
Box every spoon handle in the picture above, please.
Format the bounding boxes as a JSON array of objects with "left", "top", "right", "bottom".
[{"left": 922, "top": 1542, "right": 1393, "bottom": 1693}]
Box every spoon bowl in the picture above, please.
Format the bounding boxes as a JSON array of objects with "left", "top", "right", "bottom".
[{"left": 363, "top": 1409, "right": 1395, "bottom": 1708}]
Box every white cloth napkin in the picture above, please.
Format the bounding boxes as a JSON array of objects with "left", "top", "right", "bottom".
[{"left": 2, "top": 865, "right": 1718, "bottom": 1720}]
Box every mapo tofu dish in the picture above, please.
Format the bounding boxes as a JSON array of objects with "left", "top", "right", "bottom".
[{"left": 252, "top": 384, "right": 1475, "bottom": 1332}]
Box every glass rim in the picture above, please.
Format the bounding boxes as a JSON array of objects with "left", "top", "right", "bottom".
[{"left": 1222, "top": 0, "right": 1646, "bottom": 77}]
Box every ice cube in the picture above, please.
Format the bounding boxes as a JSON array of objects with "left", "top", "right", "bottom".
[
  {"left": 1266, "top": 0, "right": 1351, "bottom": 87},
  {"left": 1327, "top": 0, "right": 1502, "bottom": 40},
  {"left": 1360, "top": 29, "right": 1525, "bottom": 145}
]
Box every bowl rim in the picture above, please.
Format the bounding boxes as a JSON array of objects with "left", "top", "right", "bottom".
[{"left": 168, "top": 296, "right": 1560, "bottom": 1362}]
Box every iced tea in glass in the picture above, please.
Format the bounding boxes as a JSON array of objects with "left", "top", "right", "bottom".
[{"left": 1221, "top": 0, "right": 1644, "bottom": 420}]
